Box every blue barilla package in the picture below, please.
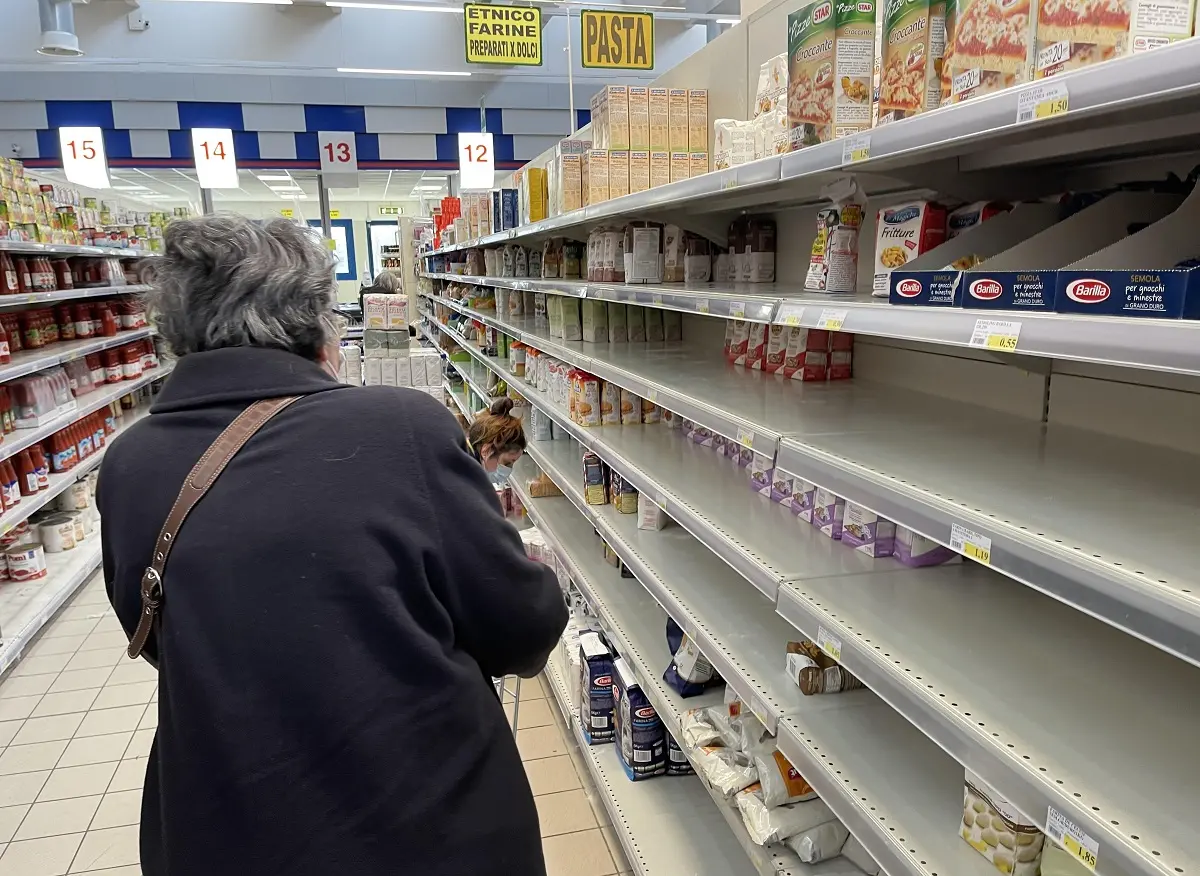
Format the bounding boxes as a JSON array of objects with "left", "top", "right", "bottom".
[
  {"left": 579, "top": 632, "right": 614, "bottom": 744},
  {"left": 613, "top": 658, "right": 665, "bottom": 780}
]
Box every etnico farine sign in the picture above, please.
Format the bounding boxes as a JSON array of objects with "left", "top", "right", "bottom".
[{"left": 464, "top": 4, "right": 543, "bottom": 66}]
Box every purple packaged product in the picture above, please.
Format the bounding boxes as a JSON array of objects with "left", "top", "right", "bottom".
[
  {"left": 841, "top": 501, "right": 896, "bottom": 557},
  {"left": 691, "top": 424, "right": 714, "bottom": 447},
  {"left": 894, "top": 525, "right": 960, "bottom": 567},
  {"left": 681, "top": 418, "right": 695, "bottom": 439},
  {"left": 771, "top": 469, "right": 794, "bottom": 507},
  {"left": 666, "top": 733, "right": 693, "bottom": 776},
  {"left": 749, "top": 451, "right": 773, "bottom": 498},
  {"left": 579, "top": 633, "right": 615, "bottom": 744},
  {"left": 613, "top": 658, "right": 666, "bottom": 780},
  {"left": 791, "top": 479, "right": 816, "bottom": 521},
  {"left": 811, "top": 487, "right": 845, "bottom": 538},
  {"left": 737, "top": 445, "right": 754, "bottom": 469},
  {"left": 712, "top": 433, "right": 728, "bottom": 457}
]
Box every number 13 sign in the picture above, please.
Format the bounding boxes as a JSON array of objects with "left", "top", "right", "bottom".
[
  {"left": 191, "top": 128, "right": 239, "bottom": 189},
  {"left": 318, "top": 131, "right": 359, "bottom": 186},
  {"left": 458, "top": 132, "right": 494, "bottom": 191}
]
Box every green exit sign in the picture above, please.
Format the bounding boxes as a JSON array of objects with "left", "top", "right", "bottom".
[{"left": 379, "top": 206, "right": 401, "bottom": 216}]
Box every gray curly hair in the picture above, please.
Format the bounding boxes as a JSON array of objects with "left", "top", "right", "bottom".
[{"left": 145, "top": 215, "right": 340, "bottom": 361}]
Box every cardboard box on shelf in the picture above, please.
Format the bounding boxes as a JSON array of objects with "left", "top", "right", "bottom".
[
  {"left": 649, "top": 87, "right": 670, "bottom": 150},
  {"left": 609, "top": 150, "right": 631, "bottom": 199},
  {"left": 671, "top": 151, "right": 690, "bottom": 183},
  {"left": 561, "top": 154, "right": 583, "bottom": 213},
  {"left": 688, "top": 89, "right": 709, "bottom": 152},
  {"left": 380, "top": 357, "right": 398, "bottom": 387},
  {"left": 669, "top": 88, "right": 690, "bottom": 152},
  {"left": 629, "top": 86, "right": 650, "bottom": 150},
  {"left": 585, "top": 150, "right": 610, "bottom": 205},
  {"left": 689, "top": 152, "right": 709, "bottom": 177},
  {"left": 1034, "top": 0, "right": 1130, "bottom": 78},
  {"left": 629, "top": 151, "right": 650, "bottom": 194},
  {"left": 599, "top": 85, "right": 630, "bottom": 151},
  {"left": 879, "top": 0, "right": 948, "bottom": 121},
  {"left": 650, "top": 151, "right": 670, "bottom": 188},
  {"left": 945, "top": 0, "right": 1036, "bottom": 103},
  {"left": 788, "top": 0, "right": 876, "bottom": 148}
]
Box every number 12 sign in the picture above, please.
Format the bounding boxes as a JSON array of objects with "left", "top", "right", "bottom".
[
  {"left": 59, "top": 127, "right": 111, "bottom": 189},
  {"left": 458, "top": 132, "right": 494, "bottom": 191},
  {"left": 191, "top": 128, "right": 239, "bottom": 189}
]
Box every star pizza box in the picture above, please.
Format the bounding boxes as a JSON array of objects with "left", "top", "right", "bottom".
[
  {"left": 788, "top": 0, "right": 877, "bottom": 149},
  {"left": 888, "top": 202, "right": 1062, "bottom": 306},
  {"left": 1055, "top": 185, "right": 1200, "bottom": 318}
]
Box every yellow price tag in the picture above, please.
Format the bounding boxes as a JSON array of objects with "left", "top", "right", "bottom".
[
  {"left": 737, "top": 427, "right": 754, "bottom": 448},
  {"left": 783, "top": 314, "right": 802, "bottom": 326},
  {"left": 962, "top": 541, "right": 991, "bottom": 564},
  {"left": 1063, "top": 836, "right": 1097, "bottom": 870},
  {"left": 280, "top": 209, "right": 294, "bottom": 219},
  {"left": 1046, "top": 807, "right": 1098, "bottom": 872},
  {"left": 986, "top": 334, "right": 1018, "bottom": 351},
  {"left": 850, "top": 146, "right": 869, "bottom": 162},
  {"left": 1035, "top": 96, "right": 1069, "bottom": 118},
  {"left": 723, "top": 177, "right": 738, "bottom": 190},
  {"left": 696, "top": 299, "right": 710, "bottom": 314},
  {"left": 817, "top": 308, "right": 847, "bottom": 331},
  {"left": 841, "top": 133, "right": 871, "bottom": 165},
  {"left": 950, "top": 523, "right": 992, "bottom": 565},
  {"left": 652, "top": 294, "right": 664, "bottom": 305},
  {"left": 817, "top": 626, "right": 842, "bottom": 661}
]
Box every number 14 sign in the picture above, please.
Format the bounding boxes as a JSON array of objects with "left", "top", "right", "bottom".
[
  {"left": 459, "top": 132, "right": 494, "bottom": 191},
  {"left": 191, "top": 128, "right": 239, "bottom": 189}
]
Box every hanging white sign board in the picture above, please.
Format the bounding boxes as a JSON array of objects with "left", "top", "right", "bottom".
[
  {"left": 458, "top": 132, "right": 495, "bottom": 191},
  {"left": 191, "top": 128, "right": 239, "bottom": 189},
  {"left": 58, "top": 127, "right": 111, "bottom": 189},
  {"left": 318, "top": 131, "right": 360, "bottom": 187}
]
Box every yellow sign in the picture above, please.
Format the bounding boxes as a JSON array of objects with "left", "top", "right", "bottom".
[
  {"left": 329, "top": 210, "right": 341, "bottom": 219},
  {"left": 280, "top": 209, "right": 294, "bottom": 218},
  {"left": 581, "top": 9, "right": 654, "bottom": 70},
  {"left": 1036, "top": 95, "right": 1069, "bottom": 118},
  {"left": 464, "top": 3, "right": 543, "bottom": 66}
]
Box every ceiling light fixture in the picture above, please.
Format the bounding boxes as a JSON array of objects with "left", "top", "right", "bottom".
[
  {"left": 716, "top": 17, "right": 740, "bottom": 23},
  {"left": 257, "top": 174, "right": 294, "bottom": 181},
  {"left": 337, "top": 67, "right": 471, "bottom": 76},
  {"left": 164, "top": 0, "right": 293, "bottom": 5},
  {"left": 328, "top": 2, "right": 461, "bottom": 9}
]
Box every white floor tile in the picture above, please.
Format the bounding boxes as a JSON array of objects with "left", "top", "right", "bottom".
[
  {"left": 88, "top": 791, "right": 140, "bottom": 831},
  {"left": 77, "top": 632, "right": 128, "bottom": 654},
  {"left": 0, "top": 771, "right": 49, "bottom": 808},
  {"left": 10, "top": 714, "right": 84, "bottom": 747},
  {"left": 68, "top": 824, "right": 140, "bottom": 873},
  {"left": 62, "top": 651, "right": 122, "bottom": 674},
  {"left": 13, "top": 797, "right": 102, "bottom": 841},
  {"left": 0, "top": 697, "right": 40, "bottom": 722},
  {"left": 122, "top": 730, "right": 154, "bottom": 760},
  {"left": 0, "top": 722, "right": 19, "bottom": 749},
  {"left": 136, "top": 705, "right": 156, "bottom": 732},
  {"left": 31, "top": 691, "right": 100, "bottom": 720},
  {"left": 90, "top": 683, "right": 154, "bottom": 712},
  {"left": 27, "top": 636, "right": 88, "bottom": 658},
  {"left": 39, "top": 619, "right": 100, "bottom": 639},
  {"left": 0, "top": 675, "right": 55, "bottom": 700},
  {"left": 37, "top": 764, "right": 118, "bottom": 803},
  {"left": 105, "top": 759, "right": 147, "bottom": 794},
  {"left": 0, "top": 832, "right": 84, "bottom": 876},
  {"left": 0, "top": 740, "right": 69, "bottom": 776},
  {"left": 11, "top": 653, "right": 73, "bottom": 678},
  {"left": 56, "top": 734, "right": 133, "bottom": 770},
  {"left": 105, "top": 663, "right": 156, "bottom": 687},
  {"left": 75, "top": 707, "right": 142, "bottom": 740},
  {"left": 47, "top": 670, "right": 112, "bottom": 696},
  {"left": 0, "top": 805, "right": 30, "bottom": 844}
]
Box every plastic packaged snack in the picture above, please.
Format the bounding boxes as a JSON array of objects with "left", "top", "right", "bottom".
[
  {"left": 679, "top": 707, "right": 723, "bottom": 748},
  {"left": 785, "top": 820, "right": 851, "bottom": 863},
  {"left": 601, "top": 381, "right": 622, "bottom": 425},
  {"left": 694, "top": 746, "right": 759, "bottom": 797},
  {"left": 735, "top": 787, "right": 837, "bottom": 845},
  {"left": 620, "top": 388, "right": 641, "bottom": 425},
  {"left": 753, "top": 747, "right": 818, "bottom": 807}
]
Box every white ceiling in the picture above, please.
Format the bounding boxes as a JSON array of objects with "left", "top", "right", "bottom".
[{"left": 33, "top": 168, "right": 449, "bottom": 210}]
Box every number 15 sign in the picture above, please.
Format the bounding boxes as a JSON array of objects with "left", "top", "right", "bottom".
[{"left": 458, "top": 132, "right": 494, "bottom": 191}]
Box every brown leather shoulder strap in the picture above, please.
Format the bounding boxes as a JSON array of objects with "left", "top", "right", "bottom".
[{"left": 127, "top": 396, "right": 302, "bottom": 659}]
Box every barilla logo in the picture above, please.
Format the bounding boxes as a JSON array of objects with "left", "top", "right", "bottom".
[
  {"left": 895, "top": 278, "right": 922, "bottom": 297},
  {"left": 969, "top": 278, "right": 1003, "bottom": 300},
  {"left": 813, "top": 1, "right": 832, "bottom": 23},
  {"left": 635, "top": 707, "right": 657, "bottom": 719},
  {"left": 883, "top": 206, "right": 920, "bottom": 224},
  {"left": 595, "top": 675, "right": 612, "bottom": 688},
  {"left": 1065, "top": 278, "right": 1110, "bottom": 303}
]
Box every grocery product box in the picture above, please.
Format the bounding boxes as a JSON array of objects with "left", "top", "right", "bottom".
[
  {"left": 841, "top": 502, "right": 896, "bottom": 557},
  {"left": 671, "top": 151, "right": 690, "bottom": 183},
  {"left": 1034, "top": 0, "right": 1127, "bottom": 79},
  {"left": 689, "top": 152, "right": 709, "bottom": 178},
  {"left": 629, "top": 151, "right": 650, "bottom": 195},
  {"left": 599, "top": 85, "right": 630, "bottom": 151},
  {"left": 668, "top": 89, "right": 689, "bottom": 152},
  {"left": 872, "top": 200, "right": 948, "bottom": 295},
  {"left": 649, "top": 87, "right": 670, "bottom": 150},
  {"left": 688, "top": 89, "right": 709, "bottom": 152},
  {"left": 585, "top": 150, "right": 610, "bottom": 205},
  {"left": 962, "top": 771, "right": 1045, "bottom": 876},
  {"left": 650, "top": 151, "right": 670, "bottom": 188},
  {"left": 629, "top": 86, "right": 650, "bottom": 150},
  {"left": 788, "top": 0, "right": 876, "bottom": 148},
  {"left": 889, "top": 193, "right": 1184, "bottom": 308},
  {"left": 945, "top": 0, "right": 1037, "bottom": 103},
  {"left": 579, "top": 633, "right": 615, "bottom": 744},
  {"left": 879, "top": 0, "right": 947, "bottom": 121},
  {"left": 364, "top": 294, "right": 388, "bottom": 329},
  {"left": 609, "top": 151, "right": 631, "bottom": 199},
  {"left": 521, "top": 167, "right": 548, "bottom": 224},
  {"left": 561, "top": 154, "right": 583, "bottom": 213}
]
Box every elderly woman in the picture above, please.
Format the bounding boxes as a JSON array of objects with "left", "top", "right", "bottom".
[{"left": 99, "top": 216, "right": 566, "bottom": 876}]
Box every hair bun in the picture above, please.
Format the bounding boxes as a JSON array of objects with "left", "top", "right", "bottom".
[{"left": 490, "top": 397, "right": 514, "bottom": 416}]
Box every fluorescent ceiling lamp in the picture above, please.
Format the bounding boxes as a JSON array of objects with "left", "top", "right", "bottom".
[
  {"left": 716, "top": 17, "right": 740, "bottom": 23},
  {"left": 257, "top": 174, "right": 293, "bottom": 181},
  {"left": 414, "top": 185, "right": 445, "bottom": 190},
  {"left": 338, "top": 67, "right": 471, "bottom": 76},
  {"left": 164, "top": 0, "right": 293, "bottom": 4},
  {"left": 112, "top": 185, "right": 150, "bottom": 191},
  {"left": 328, "top": 2, "right": 461, "bottom": 9},
  {"left": 268, "top": 185, "right": 305, "bottom": 191}
]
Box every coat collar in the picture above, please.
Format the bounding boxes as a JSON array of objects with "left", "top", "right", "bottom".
[{"left": 151, "top": 347, "right": 346, "bottom": 413}]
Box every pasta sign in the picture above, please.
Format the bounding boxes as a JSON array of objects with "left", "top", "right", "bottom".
[
  {"left": 464, "top": 3, "right": 543, "bottom": 66},
  {"left": 581, "top": 9, "right": 655, "bottom": 69}
]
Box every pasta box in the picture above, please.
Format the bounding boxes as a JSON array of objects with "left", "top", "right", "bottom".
[{"left": 1053, "top": 269, "right": 1200, "bottom": 318}]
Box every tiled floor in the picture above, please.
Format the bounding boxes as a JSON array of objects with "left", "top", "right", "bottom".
[{"left": 0, "top": 573, "right": 630, "bottom": 876}]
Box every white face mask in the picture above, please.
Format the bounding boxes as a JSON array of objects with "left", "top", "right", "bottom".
[{"left": 323, "top": 347, "right": 346, "bottom": 381}]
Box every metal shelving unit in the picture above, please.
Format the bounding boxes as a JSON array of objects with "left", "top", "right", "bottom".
[
  {"left": 0, "top": 327, "right": 156, "bottom": 384},
  {"left": 0, "top": 284, "right": 150, "bottom": 309},
  {"left": 0, "top": 241, "right": 160, "bottom": 259}
]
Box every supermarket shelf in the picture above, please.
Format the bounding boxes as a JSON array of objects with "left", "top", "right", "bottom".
[
  {"left": 0, "top": 240, "right": 159, "bottom": 259},
  {"left": 543, "top": 647, "right": 780, "bottom": 876},
  {"left": 0, "top": 327, "right": 156, "bottom": 384},
  {"left": 0, "top": 284, "right": 150, "bottom": 309},
  {"left": 518, "top": 457, "right": 998, "bottom": 876},
  {"left": 774, "top": 567, "right": 1200, "bottom": 876},
  {"left": 0, "top": 531, "right": 102, "bottom": 677},
  {"left": 427, "top": 42, "right": 1200, "bottom": 259},
  {"left": 0, "top": 360, "right": 173, "bottom": 468},
  {"left": 772, "top": 389, "right": 1200, "bottom": 670},
  {"left": 442, "top": 380, "right": 472, "bottom": 419},
  {"left": 426, "top": 273, "right": 1200, "bottom": 379}
]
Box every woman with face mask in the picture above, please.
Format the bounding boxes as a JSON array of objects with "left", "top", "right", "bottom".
[
  {"left": 467, "top": 397, "right": 526, "bottom": 483},
  {"left": 98, "top": 215, "right": 566, "bottom": 876}
]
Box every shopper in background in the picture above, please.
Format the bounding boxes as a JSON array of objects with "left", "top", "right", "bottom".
[
  {"left": 468, "top": 396, "right": 527, "bottom": 483},
  {"left": 98, "top": 215, "right": 567, "bottom": 876}
]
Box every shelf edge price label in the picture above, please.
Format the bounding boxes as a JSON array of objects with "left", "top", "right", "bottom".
[
  {"left": 59, "top": 127, "right": 111, "bottom": 189},
  {"left": 748, "top": 693, "right": 775, "bottom": 732},
  {"left": 1017, "top": 80, "right": 1069, "bottom": 124},
  {"left": 775, "top": 302, "right": 805, "bottom": 326},
  {"left": 728, "top": 300, "right": 746, "bottom": 319},
  {"left": 646, "top": 387, "right": 659, "bottom": 403},
  {"left": 817, "top": 308, "right": 848, "bottom": 331},
  {"left": 191, "top": 128, "right": 239, "bottom": 189},
  {"left": 816, "top": 626, "right": 842, "bottom": 661},
  {"left": 842, "top": 133, "right": 871, "bottom": 165},
  {"left": 651, "top": 293, "right": 665, "bottom": 306},
  {"left": 736, "top": 426, "right": 755, "bottom": 448},
  {"left": 968, "top": 318, "right": 1021, "bottom": 352},
  {"left": 458, "top": 131, "right": 495, "bottom": 191},
  {"left": 950, "top": 522, "right": 992, "bottom": 565},
  {"left": 695, "top": 298, "right": 710, "bottom": 314},
  {"left": 1046, "top": 807, "right": 1098, "bottom": 872}
]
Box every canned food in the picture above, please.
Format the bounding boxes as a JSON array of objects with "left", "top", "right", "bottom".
[
  {"left": 6, "top": 542, "right": 46, "bottom": 581},
  {"left": 38, "top": 515, "right": 76, "bottom": 553},
  {"left": 56, "top": 481, "right": 90, "bottom": 512},
  {"left": 64, "top": 511, "right": 87, "bottom": 543}
]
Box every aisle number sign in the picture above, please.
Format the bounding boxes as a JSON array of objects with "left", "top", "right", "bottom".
[
  {"left": 464, "top": 4, "right": 543, "bottom": 66},
  {"left": 581, "top": 10, "right": 654, "bottom": 70},
  {"left": 459, "top": 132, "right": 495, "bottom": 191},
  {"left": 191, "top": 128, "right": 239, "bottom": 189},
  {"left": 59, "top": 127, "right": 111, "bottom": 189},
  {"left": 318, "top": 131, "right": 359, "bottom": 181}
]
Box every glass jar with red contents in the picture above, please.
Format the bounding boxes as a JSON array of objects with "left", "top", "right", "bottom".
[
  {"left": 103, "top": 348, "right": 123, "bottom": 383},
  {"left": 56, "top": 304, "right": 75, "bottom": 341},
  {"left": 29, "top": 444, "right": 48, "bottom": 488},
  {"left": 86, "top": 353, "right": 104, "bottom": 387},
  {"left": 14, "top": 258, "right": 32, "bottom": 295},
  {"left": 0, "top": 252, "right": 18, "bottom": 295},
  {"left": 0, "top": 315, "right": 20, "bottom": 355},
  {"left": 99, "top": 303, "right": 119, "bottom": 337},
  {"left": 83, "top": 259, "right": 102, "bottom": 287},
  {"left": 0, "top": 320, "right": 10, "bottom": 366},
  {"left": 36, "top": 258, "right": 55, "bottom": 292},
  {"left": 16, "top": 450, "right": 37, "bottom": 497},
  {"left": 41, "top": 308, "right": 59, "bottom": 345},
  {"left": 120, "top": 344, "right": 143, "bottom": 380},
  {"left": 73, "top": 302, "right": 94, "bottom": 338},
  {"left": 90, "top": 302, "right": 104, "bottom": 336},
  {"left": 19, "top": 311, "right": 43, "bottom": 349},
  {"left": 53, "top": 259, "right": 73, "bottom": 290},
  {"left": 0, "top": 460, "right": 19, "bottom": 509}
]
